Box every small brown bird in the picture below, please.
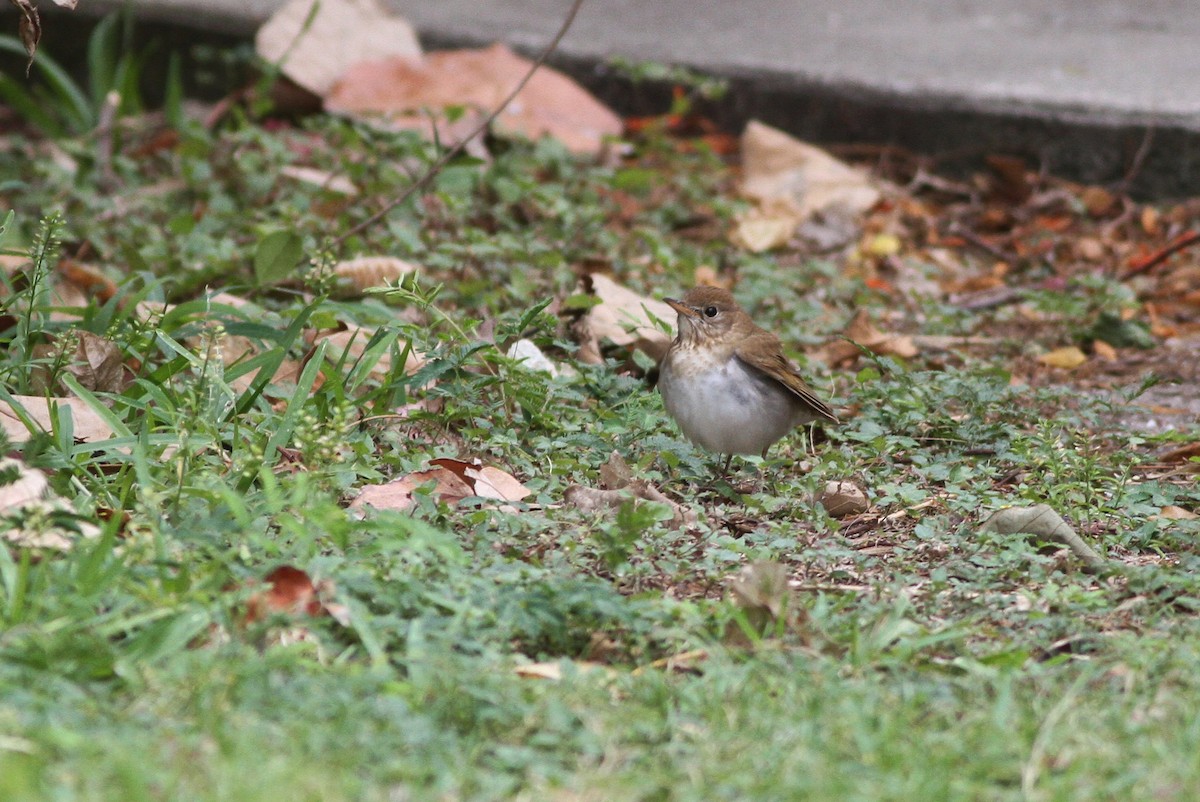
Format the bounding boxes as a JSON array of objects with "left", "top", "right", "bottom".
[{"left": 658, "top": 286, "right": 838, "bottom": 470}]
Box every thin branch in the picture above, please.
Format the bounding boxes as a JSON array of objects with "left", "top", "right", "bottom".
[
  {"left": 333, "top": 0, "right": 587, "bottom": 248},
  {"left": 1121, "top": 229, "right": 1200, "bottom": 280}
]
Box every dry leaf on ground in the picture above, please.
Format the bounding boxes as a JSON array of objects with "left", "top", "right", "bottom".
[
  {"left": 0, "top": 394, "right": 115, "bottom": 444},
  {"left": 332, "top": 256, "right": 418, "bottom": 296},
  {"left": 1037, "top": 345, "right": 1089, "bottom": 370},
  {"left": 574, "top": 273, "right": 675, "bottom": 363},
  {"left": 819, "top": 480, "right": 869, "bottom": 518},
  {"left": 308, "top": 323, "right": 425, "bottom": 383},
  {"left": 740, "top": 120, "right": 880, "bottom": 215},
  {"left": 0, "top": 456, "right": 100, "bottom": 550},
  {"left": 815, "top": 310, "right": 918, "bottom": 366},
  {"left": 32, "top": 330, "right": 129, "bottom": 394},
  {"left": 245, "top": 565, "right": 349, "bottom": 626},
  {"left": 255, "top": 0, "right": 421, "bottom": 96},
  {"left": 565, "top": 454, "right": 696, "bottom": 529},
  {"left": 326, "top": 43, "right": 622, "bottom": 155},
  {"left": 350, "top": 458, "right": 530, "bottom": 512}
]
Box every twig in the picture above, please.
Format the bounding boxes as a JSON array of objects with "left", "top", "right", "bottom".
[
  {"left": 332, "top": 0, "right": 587, "bottom": 248},
  {"left": 1120, "top": 229, "right": 1200, "bottom": 280},
  {"left": 1116, "top": 127, "right": 1155, "bottom": 195}
]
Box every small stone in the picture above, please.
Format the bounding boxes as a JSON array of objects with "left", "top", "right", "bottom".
[{"left": 820, "top": 480, "right": 869, "bottom": 517}]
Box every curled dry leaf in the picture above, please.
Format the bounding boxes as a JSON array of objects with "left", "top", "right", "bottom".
[
  {"left": 245, "top": 565, "right": 349, "bottom": 626},
  {"left": 726, "top": 561, "right": 808, "bottom": 647},
  {"left": 326, "top": 43, "right": 622, "bottom": 156},
  {"left": 0, "top": 394, "right": 115, "bottom": 444},
  {"left": 350, "top": 458, "right": 530, "bottom": 512},
  {"left": 819, "top": 480, "right": 869, "bottom": 518},
  {"left": 255, "top": 0, "right": 421, "bottom": 96},
  {"left": 575, "top": 273, "right": 675, "bottom": 364},
  {"left": 980, "top": 504, "right": 1109, "bottom": 573},
  {"left": 332, "top": 256, "right": 417, "bottom": 297}
]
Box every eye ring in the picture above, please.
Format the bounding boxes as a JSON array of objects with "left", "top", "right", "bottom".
[{"left": 703, "top": 306, "right": 719, "bottom": 318}]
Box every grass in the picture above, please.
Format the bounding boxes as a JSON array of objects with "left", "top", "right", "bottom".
[{"left": 1, "top": 22, "right": 1200, "bottom": 801}]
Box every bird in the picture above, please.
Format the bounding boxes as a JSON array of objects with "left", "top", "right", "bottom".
[{"left": 658, "top": 286, "right": 838, "bottom": 471}]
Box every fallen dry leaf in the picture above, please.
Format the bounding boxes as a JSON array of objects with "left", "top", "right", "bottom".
[
  {"left": 350, "top": 458, "right": 529, "bottom": 512},
  {"left": 0, "top": 394, "right": 115, "bottom": 444},
  {"left": 564, "top": 477, "right": 696, "bottom": 530},
  {"left": 0, "top": 456, "right": 100, "bottom": 550},
  {"left": 819, "top": 480, "right": 869, "bottom": 518},
  {"left": 575, "top": 273, "right": 675, "bottom": 363},
  {"left": 32, "top": 330, "right": 129, "bottom": 394},
  {"left": 245, "top": 565, "right": 349, "bottom": 626},
  {"left": 255, "top": 0, "right": 421, "bottom": 96},
  {"left": 729, "top": 199, "right": 799, "bottom": 253},
  {"left": 816, "top": 310, "right": 918, "bottom": 366},
  {"left": 515, "top": 660, "right": 613, "bottom": 681},
  {"left": 740, "top": 120, "right": 880, "bottom": 221},
  {"left": 1037, "top": 345, "right": 1089, "bottom": 370},
  {"left": 308, "top": 323, "right": 425, "bottom": 384},
  {"left": 326, "top": 43, "right": 622, "bottom": 155},
  {"left": 279, "top": 165, "right": 358, "bottom": 196},
  {"left": 332, "top": 255, "right": 417, "bottom": 296},
  {"left": 1159, "top": 505, "right": 1198, "bottom": 521}
]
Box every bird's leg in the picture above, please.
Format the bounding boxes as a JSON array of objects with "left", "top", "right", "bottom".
[{"left": 721, "top": 453, "right": 733, "bottom": 474}]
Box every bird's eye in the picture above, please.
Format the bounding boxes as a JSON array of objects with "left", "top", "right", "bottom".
[{"left": 703, "top": 306, "right": 718, "bottom": 318}]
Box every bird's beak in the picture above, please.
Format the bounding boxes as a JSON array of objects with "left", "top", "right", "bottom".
[{"left": 664, "top": 298, "right": 698, "bottom": 318}]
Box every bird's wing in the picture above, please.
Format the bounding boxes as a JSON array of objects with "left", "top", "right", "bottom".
[{"left": 734, "top": 332, "right": 840, "bottom": 424}]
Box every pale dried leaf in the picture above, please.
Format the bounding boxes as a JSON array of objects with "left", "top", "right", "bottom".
[
  {"left": 0, "top": 457, "right": 48, "bottom": 511},
  {"left": 332, "top": 256, "right": 417, "bottom": 296},
  {"left": 515, "top": 660, "right": 611, "bottom": 681},
  {"left": 729, "top": 204, "right": 798, "bottom": 253},
  {"left": 1037, "top": 346, "right": 1088, "bottom": 370},
  {"left": 740, "top": 120, "right": 880, "bottom": 220},
  {"left": 564, "top": 480, "right": 696, "bottom": 529},
  {"left": 327, "top": 43, "right": 621, "bottom": 155},
  {"left": 12, "top": 0, "right": 40, "bottom": 75},
  {"left": 255, "top": 0, "right": 421, "bottom": 96},
  {"left": 0, "top": 395, "right": 115, "bottom": 444},
  {"left": 430, "top": 457, "right": 531, "bottom": 502},
  {"left": 279, "top": 165, "right": 358, "bottom": 195},
  {"left": 506, "top": 338, "right": 559, "bottom": 376},
  {"left": 309, "top": 324, "right": 424, "bottom": 384},
  {"left": 1159, "top": 505, "right": 1198, "bottom": 521},
  {"left": 980, "top": 504, "right": 1109, "bottom": 573},
  {"left": 349, "top": 466, "right": 472, "bottom": 512},
  {"left": 578, "top": 273, "right": 675, "bottom": 362}
]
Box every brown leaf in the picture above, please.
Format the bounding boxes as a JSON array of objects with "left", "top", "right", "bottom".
[
  {"left": 64, "top": 331, "right": 129, "bottom": 392},
  {"left": 825, "top": 312, "right": 916, "bottom": 364},
  {"left": 13, "top": 0, "right": 40, "bottom": 75},
  {"left": 245, "top": 565, "right": 345, "bottom": 625},
  {"left": 819, "top": 480, "right": 869, "bottom": 518},
  {"left": 1159, "top": 505, "right": 1198, "bottom": 521},
  {"left": 255, "top": 0, "right": 421, "bottom": 96},
  {"left": 308, "top": 323, "right": 425, "bottom": 383},
  {"left": 598, "top": 450, "right": 633, "bottom": 490},
  {"left": 326, "top": 43, "right": 622, "bottom": 155},
  {"left": 350, "top": 458, "right": 529, "bottom": 511},
  {"left": 575, "top": 273, "right": 675, "bottom": 363},
  {"left": 332, "top": 256, "right": 417, "bottom": 297}
]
